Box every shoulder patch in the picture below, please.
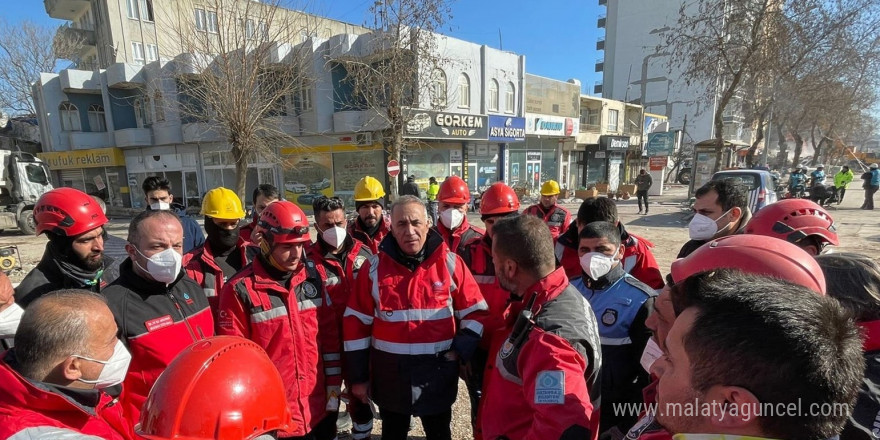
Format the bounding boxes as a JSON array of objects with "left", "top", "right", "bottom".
[
  {"left": 623, "top": 275, "right": 658, "bottom": 298},
  {"left": 534, "top": 370, "right": 565, "bottom": 404},
  {"left": 354, "top": 255, "right": 367, "bottom": 271},
  {"left": 303, "top": 282, "right": 319, "bottom": 299},
  {"left": 601, "top": 308, "right": 618, "bottom": 326}
]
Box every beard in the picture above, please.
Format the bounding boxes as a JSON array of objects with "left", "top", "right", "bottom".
[{"left": 77, "top": 251, "right": 104, "bottom": 272}]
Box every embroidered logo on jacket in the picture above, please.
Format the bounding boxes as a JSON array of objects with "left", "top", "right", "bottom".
[
  {"left": 535, "top": 370, "right": 565, "bottom": 404},
  {"left": 145, "top": 315, "right": 174, "bottom": 332}
]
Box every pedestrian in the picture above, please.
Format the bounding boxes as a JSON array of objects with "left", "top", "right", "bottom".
[
  {"left": 481, "top": 214, "right": 602, "bottom": 440},
  {"left": 348, "top": 176, "right": 391, "bottom": 254},
  {"left": 400, "top": 175, "right": 420, "bottom": 198},
  {"left": 651, "top": 269, "right": 860, "bottom": 439},
  {"left": 344, "top": 195, "right": 488, "bottom": 440},
  {"left": 744, "top": 198, "right": 839, "bottom": 255},
  {"left": 834, "top": 165, "right": 854, "bottom": 204},
  {"left": 16, "top": 188, "right": 112, "bottom": 307},
  {"left": 863, "top": 163, "right": 879, "bottom": 210},
  {"left": 635, "top": 169, "right": 653, "bottom": 215},
  {"left": 137, "top": 336, "right": 294, "bottom": 440},
  {"left": 0, "top": 272, "right": 20, "bottom": 350},
  {"left": 142, "top": 176, "right": 204, "bottom": 253},
  {"left": 788, "top": 166, "right": 807, "bottom": 197},
  {"left": 570, "top": 221, "right": 655, "bottom": 436},
  {"left": 307, "top": 196, "right": 374, "bottom": 440},
  {"left": 433, "top": 176, "right": 484, "bottom": 255},
  {"left": 810, "top": 163, "right": 827, "bottom": 188},
  {"left": 523, "top": 179, "right": 572, "bottom": 241},
  {"left": 816, "top": 252, "right": 880, "bottom": 440},
  {"left": 103, "top": 209, "right": 214, "bottom": 423},
  {"left": 0, "top": 290, "right": 134, "bottom": 439},
  {"left": 556, "top": 197, "right": 664, "bottom": 289},
  {"left": 218, "top": 200, "right": 341, "bottom": 440},
  {"left": 240, "top": 183, "right": 279, "bottom": 243},
  {"left": 677, "top": 179, "right": 751, "bottom": 258},
  {"left": 184, "top": 188, "right": 253, "bottom": 318},
  {"left": 426, "top": 177, "right": 440, "bottom": 225}
]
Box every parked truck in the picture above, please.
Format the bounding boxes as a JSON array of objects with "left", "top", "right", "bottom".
[{"left": 0, "top": 150, "right": 53, "bottom": 235}]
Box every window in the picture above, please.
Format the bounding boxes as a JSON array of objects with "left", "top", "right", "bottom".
[
  {"left": 505, "top": 82, "right": 515, "bottom": 113},
  {"left": 138, "top": 0, "right": 154, "bottom": 21},
  {"left": 134, "top": 98, "right": 152, "bottom": 128},
  {"left": 607, "top": 109, "right": 619, "bottom": 132},
  {"left": 126, "top": 0, "right": 139, "bottom": 19},
  {"left": 458, "top": 73, "right": 470, "bottom": 109},
  {"left": 131, "top": 42, "right": 145, "bottom": 65},
  {"left": 146, "top": 44, "right": 158, "bottom": 63},
  {"left": 153, "top": 90, "right": 165, "bottom": 122},
  {"left": 258, "top": 21, "right": 268, "bottom": 41},
  {"left": 488, "top": 79, "right": 499, "bottom": 112},
  {"left": 59, "top": 102, "right": 81, "bottom": 131},
  {"left": 206, "top": 11, "right": 218, "bottom": 33},
  {"left": 245, "top": 19, "right": 255, "bottom": 40},
  {"left": 430, "top": 69, "right": 446, "bottom": 106},
  {"left": 296, "top": 86, "right": 312, "bottom": 112},
  {"left": 195, "top": 8, "right": 206, "bottom": 31},
  {"left": 87, "top": 104, "right": 106, "bottom": 132}
]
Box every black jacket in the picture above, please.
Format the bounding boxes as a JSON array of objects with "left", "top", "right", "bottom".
[
  {"left": 15, "top": 248, "right": 112, "bottom": 308},
  {"left": 401, "top": 181, "right": 421, "bottom": 198}
]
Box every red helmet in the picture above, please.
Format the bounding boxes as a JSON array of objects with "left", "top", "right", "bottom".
[
  {"left": 34, "top": 188, "right": 108, "bottom": 236},
  {"left": 136, "top": 336, "right": 294, "bottom": 440},
  {"left": 257, "top": 200, "right": 310, "bottom": 244},
  {"left": 438, "top": 176, "right": 470, "bottom": 204},
  {"left": 670, "top": 235, "right": 826, "bottom": 294},
  {"left": 744, "top": 199, "right": 839, "bottom": 246},
  {"left": 480, "top": 182, "right": 520, "bottom": 215}
]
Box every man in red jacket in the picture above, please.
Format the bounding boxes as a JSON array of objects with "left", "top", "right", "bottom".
[
  {"left": 480, "top": 214, "right": 602, "bottom": 440},
  {"left": 433, "top": 176, "right": 484, "bottom": 254},
  {"left": 0, "top": 289, "right": 134, "bottom": 440},
  {"left": 523, "top": 179, "right": 571, "bottom": 241},
  {"left": 218, "top": 200, "right": 341, "bottom": 440}
]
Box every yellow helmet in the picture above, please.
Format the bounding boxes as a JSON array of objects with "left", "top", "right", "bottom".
[
  {"left": 200, "top": 187, "right": 246, "bottom": 220},
  {"left": 540, "top": 180, "right": 561, "bottom": 196},
  {"left": 354, "top": 176, "right": 386, "bottom": 201}
]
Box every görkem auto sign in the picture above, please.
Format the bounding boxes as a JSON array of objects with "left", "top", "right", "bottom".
[{"left": 402, "top": 109, "right": 489, "bottom": 140}]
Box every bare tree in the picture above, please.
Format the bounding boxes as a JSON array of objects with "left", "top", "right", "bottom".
[
  {"left": 332, "top": 0, "right": 453, "bottom": 198},
  {"left": 0, "top": 19, "right": 83, "bottom": 115}
]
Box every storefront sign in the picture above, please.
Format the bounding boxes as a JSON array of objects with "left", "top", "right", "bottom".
[
  {"left": 525, "top": 114, "right": 579, "bottom": 137},
  {"left": 38, "top": 148, "right": 125, "bottom": 169},
  {"left": 600, "top": 136, "right": 630, "bottom": 151},
  {"left": 649, "top": 156, "right": 668, "bottom": 171},
  {"left": 647, "top": 132, "right": 676, "bottom": 157},
  {"left": 488, "top": 116, "right": 526, "bottom": 142},
  {"left": 403, "top": 109, "right": 489, "bottom": 140},
  {"left": 526, "top": 152, "right": 542, "bottom": 161}
]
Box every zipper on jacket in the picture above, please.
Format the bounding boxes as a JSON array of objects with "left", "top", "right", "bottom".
[{"left": 166, "top": 290, "right": 199, "bottom": 341}]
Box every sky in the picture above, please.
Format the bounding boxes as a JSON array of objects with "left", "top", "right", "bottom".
[{"left": 8, "top": 0, "right": 604, "bottom": 94}]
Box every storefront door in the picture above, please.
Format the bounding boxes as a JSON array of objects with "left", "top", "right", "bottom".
[{"left": 526, "top": 151, "right": 541, "bottom": 190}]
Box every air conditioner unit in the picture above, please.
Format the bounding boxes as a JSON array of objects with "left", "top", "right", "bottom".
[{"left": 356, "top": 133, "right": 372, "bottom": 146}]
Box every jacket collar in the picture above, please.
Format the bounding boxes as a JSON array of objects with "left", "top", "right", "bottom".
[
  {"left": 521, "top": 267, "right": 570, "bottom": 311},
  {"left": 861, "top": 320, "right": 880, "bottom": 352},
  {"left": 582, "top": 263, "right": 626, "bottom": 291},
  {"left": 437, "top": 216, "right": 471, "bottom": 238},
  {"left": 197, "top": 238, "right": 249, "bottom": 270},
  {"left": 251, "top": 254, "right": 306, "bottom": 293},
  {"left": 558, "top": 222, "right": 579, "bottom": 248},
  {"left": 378, "top": 228, "right": 444, "bottom": 269}
]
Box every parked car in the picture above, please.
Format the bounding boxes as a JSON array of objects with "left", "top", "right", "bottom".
[
  {"left": 285, "top": 181, "right": 307, "bottom": 194},
  {"left": 710, "top": 169, "right": 778, "bottom": 213},
  {"left": 297, "top": 193, "right": 322, "bottom": 206},
  {"left": 310, "top": 178, "right": 331, "bottom": 191}
]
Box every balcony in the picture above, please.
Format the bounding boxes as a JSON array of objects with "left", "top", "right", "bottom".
[
  {"left": 598, "top": 14, "right": 606, "bottom": 28},
  {"left": 106, "top": 63, "right": 145, "bottom": 88},
  {"left": 68, "top": 131, "right": 113, "bottom": 149},
  {"left": 171, "top": 53, "right": 215, "bottom": 76},
  {"left": 261, "top": 116, "right": 301, "bottom": 137},
  {"left": 115, "top": 128, "right": 152, "bottom": 148},
  {"left": 57, "top": 24, "right": 95, "bottom": 58},
  {"left": 580, "top": 123, "right": 601, "bottom": 133},
  {"left": 595, "top": 59, "right": 604, "bottom": 72},
  {"left": 593, "top": 82, "right": 603, "bottom": 95},
  {"left": 333, "top": 109, "right": 390, "bottom": 133},
  {"left": 182, "top": 122, "right": 225, "bottom": 143},
  {"left": 596, "top": 38, "right": 605, "bottom": 51},
  {"left": 60, "top": 69, "right": 101, "bottom": 93},
  {"left": 263, "top": 41, "right": 293, "bottom": 64},
  {"left": 45, "top": 0, "right": 90, "bottom": 20},
  {"left": 151, "top": 122, "right": 183, "bottom": 146}
]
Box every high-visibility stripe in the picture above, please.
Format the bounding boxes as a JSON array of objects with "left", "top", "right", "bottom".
[
  {"left": 455, "top": 300, "right": 488, "bottom": 319},
  {"left": 325, "top": 367, "right": 342, "bottom": 375},
  {"left": 251, "top": 306, "right": 287, "bottom": 323},
  {"left": 344, "top": 337, "right": 372, "bottom": 351},
  {"left": 323, "top": 353, "right": 341, "bottom": 361},
  {"left": 374, "top": 307, "right": 453, "bottom": 322},
  {"left": 368, "top": 254, "right": 381, "bottom": 305},
  {"left": 372, "top": 338, "right": 452, "bottom": 355},
  {"left": 473, "top": 275, "right": 496, "bottom": 285},
  {"left": 298, "top": 297, "right": 323, "bottom": 311},
  {"left": 324, "top": 275, "right": 340, "bottom": 287},
  {"left": 8, "top": 427, "right": 104, "bottom": 439},
  {"left": 344, "top": 307, "right": 374, "bottom": 325},
  {"left": 600, "top": 336, "right": 632, "bottom": 346},
  {"left": 445, "top": 252, "right": 458, "bottom": 292},
  {"left": 460, "top": 319, "right": 484, "bottom": 336},
  {"left": 204, "top": 287, "right": 216, "bottom": 297}
]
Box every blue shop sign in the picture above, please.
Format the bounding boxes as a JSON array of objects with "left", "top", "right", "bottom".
[{"left": 488, "top": 116, "right": 526, "bottom": 142}]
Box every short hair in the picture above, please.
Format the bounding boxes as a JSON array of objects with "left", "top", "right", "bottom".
[
  {"left": 670, "top": 269, "right": 862, "bottom": 439},
  {"left": 252, "top": 184, "right": 279, "bottom": 203},
  {"left": 492, "top": 215, "right": 555, "bottom": 277},
  {"left": 817, "top": 252, "right": 880, "bottom": 321},
  {"left": 14, "top": 289, "right": 108, "bottom": 380},
  {"left": 128, "top": 209, "right": 181, "bottom": 244},
  {"left": 390, "top": 195, "right": 426, "bottom": 217},
  {"left": 312, "top": 196, "right": 345, "bottom": 220},
  {"left": 578, "top": 221, "right": 621, "bottom": 247},
  {"left": 577, "top": 197, "right": 618, "bottom": 225},
  {"left": 142, "top": 176, "right": 171, "bottom": 194},
  {"left": 694, "top": 180, "right": 748, "bottom": 212}
]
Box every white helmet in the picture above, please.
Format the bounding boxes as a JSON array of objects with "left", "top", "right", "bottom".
[
  {"left": 816, "top": 164, "right": 825, "bottom": 168},
  {"left": 871, "top": 163, "right": 879, "bottom": 169}
]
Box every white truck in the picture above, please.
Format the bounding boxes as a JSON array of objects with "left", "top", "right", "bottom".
[{"left": 0, "top": 150, "right": 53, "bottom": 235}]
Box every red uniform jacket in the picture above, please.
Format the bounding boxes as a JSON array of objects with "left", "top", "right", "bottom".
[
  {"left": 307, "top": 237, "right": 372, "bottom": 323},
  {"left": 461, "top": 236, "right": 511, "bottom": 344},
  {"left": 434, "top": 218, "right": 484, "bottom": 256},
  {"left": 524, "top": 203, "right": 572, "bottom": 241},
  {"left": 348, "top": 215, "right": 391, "bottom": 254},
  {"left": 217, "top": 256, "right": 341, "bottom": 437},
  {"left": 0, "top": 352, "right": 134, "bottom": 440},
  {"left": 183, "top": 239, "right": 254, "bottom": 320}
]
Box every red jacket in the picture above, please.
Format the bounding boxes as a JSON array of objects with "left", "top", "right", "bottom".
[
  {"left": 307, "top": 237, "right": 372, "bottom": 322},
  {"left": 480, "top": 268, "right": 602, "bottom": 440},
  {"left": 524, "top": 204, "right": 572, "bottom": 241},
  {"left": 0, "top": 352, "right": 134, "bottom": 440},
  {"left": 555, "top": 224, "right": 664, "bottom": 290},
  {"left": 435, "top": 218, "right": 484, "bottom": 255},
  {"left": 183, "top": 239, "right": 254, "bottom": 319},
  {"left": 461, "top": 236, "right": 511, "bottom": 344},
  {"left": 217, "top": 256, "right": 341, "bottom": 437},
  {"left": 348, "top": 215, "right": 391, "bottom": 254}
]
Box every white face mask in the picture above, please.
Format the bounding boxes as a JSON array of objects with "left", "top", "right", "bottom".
[
  {"left": 640, "top": 338, "right": 664, "bottom": 373},
  {"left": 149, "top": 201, "right": 171, "bottom": 211},
  {"left": 0, "top": 302, "right": 23, "bottom": 339},
  {"left": 321, "top": 226, "right": 347, "bottom": 250},
  {"left": 687, "top": 208, "right": 732, "bottom": 241},
  {"left": 134, "top": 247, "right": 182, "bottom": 284},
  {"left": 579, "top": 246, "right": 620, "bottom": 281},
  {"left": 440, "top": 208, "right": 464, "bottom": 230},
  {"left": 74, "top": 339, "right": 132, "bottom": 389}
]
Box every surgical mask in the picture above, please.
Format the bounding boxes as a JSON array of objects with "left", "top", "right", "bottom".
[
  {"left": 149, "top": 201, "right": 171, "bottom": 211},
  {"left": 74, "top": 339, "right": 132, "bottom": 389},
  {"left": 134, "top": 247, "right": 182, "bottom": 284},
  {"left": 687, "top": 209, "right": 732, "bottom": 241},
  {"left": 579, "top": 247, "right": 620, "bottom": 281},
  {"left": 640, "top": 338, "right": 663, "bottom": 373},
  {"left": 321, "top": 226, "right": 347, "bottom": 250},
  {"left": 0, "top": 302, "right": 23, "bottom": 338},
  {"left": 440, "top": 208, "right": 464, "bottom": 229}
]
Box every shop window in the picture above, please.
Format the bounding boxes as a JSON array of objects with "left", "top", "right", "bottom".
[
  {"left": 607, "top": 109, "right": 619, "bottom": 132},
  {"left": 430, "top": 69, "right": 447, "bottom": 107},
  {"left": 488, "top": 79, "right": 499, "bottom": 112},
  {"left": 87, "top": 104, "right": 106, "bottom": 132},
  {"left": 505, "top": 82, "right": 515, "bottom": 114},
  {"left": 59, "top": 102, "right": 81, "bottom": 132},
  {"left": 458, "top": 73, "right": 470, "bottom": 109}
]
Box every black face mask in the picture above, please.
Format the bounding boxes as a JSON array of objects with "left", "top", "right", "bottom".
[{"left": 205, "top": 218, "right": 241, "bottom": 252}]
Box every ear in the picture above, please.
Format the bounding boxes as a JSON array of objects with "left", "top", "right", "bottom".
[
  {"left": 124, "top": 242, "right": 137, "bottom": 260},
  {"left": 168, "top": 194, "right": 174, "bottom": 203},
  {"left": 704, "top": 385, "right": 762, "bottom": 430},
  {"left": 730, "top": 207, "right": 742, "bottom": 221},
  {"left": 617, "top": 243, "right": 625, "bottom": 259},
  {"left": 61, "top": 356, "right": 83, "bottom": 382}
]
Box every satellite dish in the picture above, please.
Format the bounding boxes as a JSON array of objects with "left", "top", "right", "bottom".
[{"left": 0, "top": 112, "right": 8, "bottom": 130}]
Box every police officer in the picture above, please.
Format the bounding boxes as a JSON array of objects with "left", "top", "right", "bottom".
[
  {"left": 426, "top": 177, "right": 440, "bottom": 225},
  {"left": 240, "top": 183, "right": 279, "bottom": 243},
  {"left": 433, "top": 176, "right": 484, "bottom": 255},
  {"left": 571, "top": 221, "right": 655, "bottom": 436},
  {"left": 349, "top": 176, "right": 391, "bottom": 254},
  {"left": 218, "top": 200, "right": 341, "bottom": 440},
  {"left": 523, "top": 180, "right": 571, "bottom": 241}
]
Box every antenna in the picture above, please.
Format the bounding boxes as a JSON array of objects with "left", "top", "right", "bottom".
[{"left": 498, "top": 28, "right": 503, "bottom": 50}]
